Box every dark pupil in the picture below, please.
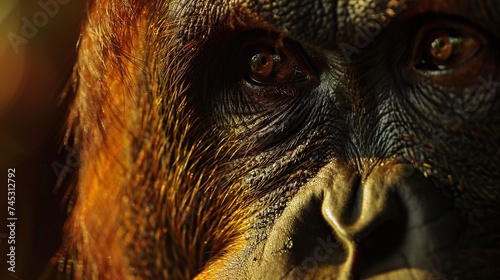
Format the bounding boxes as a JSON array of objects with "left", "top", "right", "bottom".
[
  {"left": 259, "top": 55, "right": 268, "bottom": 66},
  {"left": 437, "top": 39, "right": 446, "bottom": 48}
]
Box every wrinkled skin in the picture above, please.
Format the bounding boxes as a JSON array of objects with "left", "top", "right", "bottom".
[{"left": 50, "top": 0, "right": 500, "bottom": 279}]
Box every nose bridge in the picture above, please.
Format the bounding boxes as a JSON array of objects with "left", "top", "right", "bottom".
[{"left": 321, "top": 161, "right": 403, "bottom": 241}]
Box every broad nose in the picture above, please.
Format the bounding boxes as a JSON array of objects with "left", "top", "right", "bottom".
[
  {"left": 321, "top": 163, "right": 406, "bottom": 252},
  {"left": 240, "top": 160, "right": 463, "bottom": 279}
]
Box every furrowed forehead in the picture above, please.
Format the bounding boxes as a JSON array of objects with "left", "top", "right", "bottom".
[{"left": 170, "top": 0, "right": 500, "bottom": 47}]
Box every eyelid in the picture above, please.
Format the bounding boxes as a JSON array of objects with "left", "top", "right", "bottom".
[
  {"left": 417, "top": 29, "right": 481, "bottom": 70},
  {"left": 408, "top": 17, "right": 492, "bottom": 87},
  {"left": 240, "top": 34, "right": 315, "bottom": 87},
  {"left": 410, "top": 18, "right": 487, "bottom": 71}
]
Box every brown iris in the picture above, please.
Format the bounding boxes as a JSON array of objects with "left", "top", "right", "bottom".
[
  {"left": 429, "top": 34, "right": 454, "bottom": 61},
  {"left": 250, "top": 50, "right": 281, "bottom": 79}
]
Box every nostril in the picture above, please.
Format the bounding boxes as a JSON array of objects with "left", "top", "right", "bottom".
[
  {"left": 360, "top": 217, "right": 406, "bottom": 263},
  {"left": 288, "top": 197, "right": 347, "bottom": 268}
]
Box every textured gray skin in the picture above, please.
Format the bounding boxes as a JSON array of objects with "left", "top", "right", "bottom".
[{"left": 185, "top": 0, "right": 500, "bottom": 279}]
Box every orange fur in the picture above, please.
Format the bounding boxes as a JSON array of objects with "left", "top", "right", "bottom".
[{"left": 55, "top": 1, "right": 256, "bottom": 279}]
